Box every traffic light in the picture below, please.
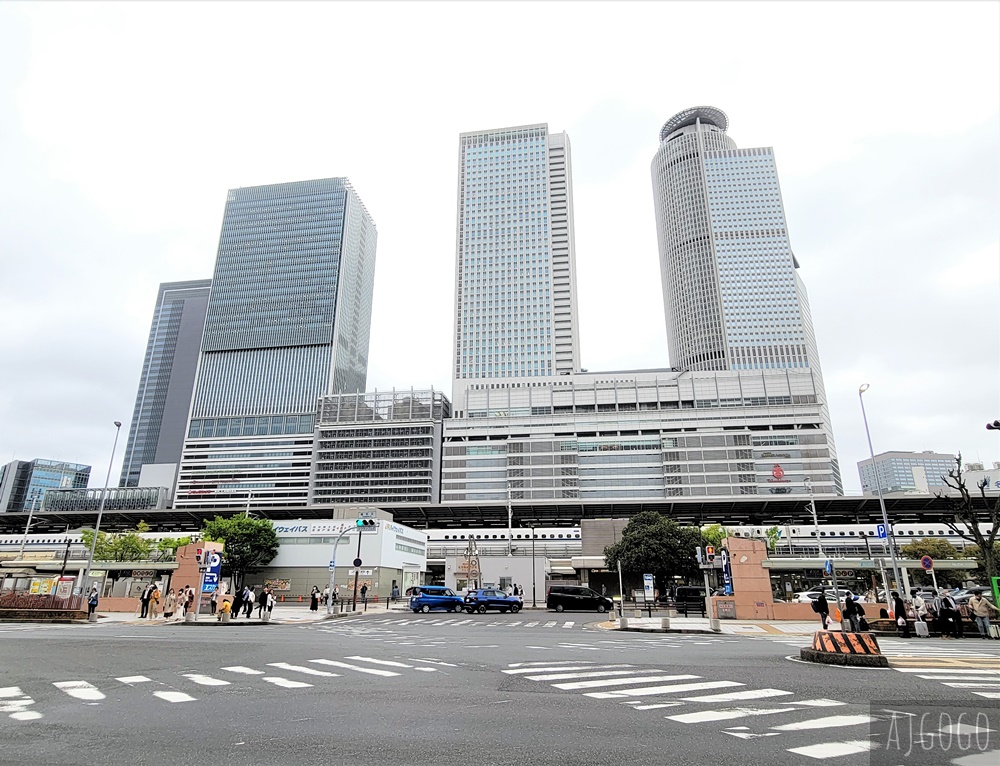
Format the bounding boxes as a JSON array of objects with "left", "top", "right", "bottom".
[
  {"left": 355, "top": 519, "right": 376, "bottom": 528},
  {"left": 195, "top": 548, "right": 203, "bottom": 564},
  {"left": 705, "top": 545, "right": 716, "bottom": 563}
]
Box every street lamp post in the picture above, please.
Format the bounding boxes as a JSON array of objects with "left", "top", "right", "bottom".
[
  {"left": 16, "top": 497, "right": 41, "bottom": 561},
  {"left": 804, "top": 478, "right": 825, "bottom": 558},
  {"left": 81, "top": 420, "right": 122, "bottom": 594},
  {"left": 858, "top": 384, "right": 904, "bottom": 596}
]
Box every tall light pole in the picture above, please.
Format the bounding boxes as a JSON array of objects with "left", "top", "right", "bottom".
[
  {"left": 803, "top": 478, "right": 825, "bottom": 558},
  {"left": 858, "top": 384, "right": 904, "bottom": 596},
  {"left": 81, "top": 420, "right": 122, "bottom": 593},
  {"left": 16, "top": 497, "right": 41, "bottom": 561}
]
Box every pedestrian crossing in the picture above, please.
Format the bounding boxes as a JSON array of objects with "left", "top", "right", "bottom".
[
  {"left": 759, "top": 633, "right": 1000, "bottom": 658},
  {"left": 502, "top": 660, "right": 877, "bottom": 762},
  {"left": 323, "top": 617, "right": 582, "bottom": 630},
  {"left": 893, "top": 667, "right": 1000, "bottom": 699},
  {"left": 0, "top": 654, "right": 458, "bottom": 723}
]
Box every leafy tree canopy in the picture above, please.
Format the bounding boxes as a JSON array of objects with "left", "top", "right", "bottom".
[
  {"left": 81, "top": 521, "right": 152, "bottom": 563},
  {"left": 702, "top": 524, "right": 728, "bottom": 549},
  {"left": 900, "top": 537, "right": 965, "bottom": 588},
  {"left": 201, "top": 516, "right": 279, "bottom": 590},
  {"left": 959, "top": 543, "right": 1000, "bottom": 586},
  {"left": 157, "top": 536, "right": 192, "bottom": 556},
  {"left": 604, "top": 512, "right": 702, "bottom": 587}
]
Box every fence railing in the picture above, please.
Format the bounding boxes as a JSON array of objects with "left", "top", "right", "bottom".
[{"left": 0, "top": 592, "right": 84, "bottom": 611}]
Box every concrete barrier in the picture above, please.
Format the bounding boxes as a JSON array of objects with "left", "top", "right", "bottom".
[{"left": 800, "top": 630, "right": 889, "bottom": 667}]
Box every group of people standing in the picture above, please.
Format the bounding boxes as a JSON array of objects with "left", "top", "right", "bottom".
[
  {"left": 231, "top": 584, "right": 275, "bottom": 619},
  {"left": 813, "top": 586, "right": 999, "bottom": 639},
  {"left": 137, "top": 583, "right": 196, "bottom": 620}
]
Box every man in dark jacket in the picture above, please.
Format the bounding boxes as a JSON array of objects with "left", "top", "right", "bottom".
[
  {"left": 843, "top": 596, "right": 861, "bottom": 632},
  {"left": 814, "top": 590, "right": 830, "bottom": 630}
]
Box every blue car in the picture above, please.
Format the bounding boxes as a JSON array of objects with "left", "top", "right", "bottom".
[
  {"left": 464, "top": 588, "right": 522, "bottom": 614},
  {"left": 410, "top": 585, "right": 465, "bottom": 614}
]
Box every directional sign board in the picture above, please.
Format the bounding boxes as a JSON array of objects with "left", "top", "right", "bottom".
[
  {"left": 921, "top": 555, "right": 934, "bottom": 570},
  {"left": 876, "top": 524, "right": 887, "bottom": 539},
  {"left": 202, "top": 552, "right": 222, "bottom": 592},
  {"left": 642, "top": 573, "right": 654, "bottom": 603},
  {"left": 328, "top": 561, "right": 337, "bottom": 572},
  {"left": 824, "top": 559, "right": 834, "bottom": 575}
]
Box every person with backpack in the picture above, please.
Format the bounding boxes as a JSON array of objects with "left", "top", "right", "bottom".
[
  {"left": 843, "top": 595, "right": 861, "bottom": 632},
  {"left": 87, "top": 585, "right": 99, "bottom": 618},
  {"left": 812, "top": 589, "right": 830, "bottom": 629}
]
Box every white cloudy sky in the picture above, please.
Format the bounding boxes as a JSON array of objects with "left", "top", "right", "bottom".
[{"left": 1, "top": 1, "right": 997, "bottom": 495}]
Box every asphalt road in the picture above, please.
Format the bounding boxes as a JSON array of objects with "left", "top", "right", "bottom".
[{"left": 2, "top": 613, "right": 1000, "bottom": 766}]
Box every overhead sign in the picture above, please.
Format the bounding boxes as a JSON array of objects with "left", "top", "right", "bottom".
[
  {"left": 642, "top": 573, "right": 654, "bottom": 603},
  {"left": 876, "top": 524, "right": 887, "bottom": 539},
  {"left": 921, "top": 556, "right": 934, "bottom": 571},
  {"left": 202, "top": 551, "right": 222, "bottom": 593}
]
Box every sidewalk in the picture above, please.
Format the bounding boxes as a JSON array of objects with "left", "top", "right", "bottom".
[{"left": 607, "top": 616, "right": 820, "bottom": 636}]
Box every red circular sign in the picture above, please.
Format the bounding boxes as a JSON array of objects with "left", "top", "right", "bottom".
[{"left": 921, "top": 556, "right": 933, "bottom": 570}]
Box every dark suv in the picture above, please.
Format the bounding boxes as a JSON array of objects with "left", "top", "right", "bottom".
[
  {"left": 546, "top": 585, "right": 613, "bottom": 613},
  {"left": 464, "top": 589, "right": 522, "bottom": 614}
]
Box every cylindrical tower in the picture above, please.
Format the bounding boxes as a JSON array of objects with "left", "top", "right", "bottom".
[{"left": 651, "top": 106, "right": 735, "bottom": 370}]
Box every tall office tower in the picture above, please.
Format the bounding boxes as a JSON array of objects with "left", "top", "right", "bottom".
[
  {"left": 651, "top": 106, "right": 822, "bottom": 375},
  {"left": 858, "top": 450, "right": 958, "bottom": 496},
  {"left": 119, "top": 280, "right": 212, "bottom": 487},
  {"left": 453, "top": 124, "right": 580, "bottom": 397},
  {"left": 174, "top": 177, "right": 377, "bottom": 510},
  {"left": 0, "top": 458, "right": 91, "bottom": 512}
]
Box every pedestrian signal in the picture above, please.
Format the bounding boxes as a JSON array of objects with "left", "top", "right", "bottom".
[
  {"left": 355, "top": 519, "right": 376, "bottom": 527},
  {"left": 705, "top": 545, "right": 716, "bottom": 563},
  {"left": 195, "top": 548, "right": 203, "bottom": 564}
]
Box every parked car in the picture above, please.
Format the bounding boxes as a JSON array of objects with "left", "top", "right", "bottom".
[
  {"left": 409, "top": 586, "right": 465, "bottom": 613},
  {"left": 464, "top": 588, "right": 522, "bottom": 614},
  {"left": 546, "top": 585, "right": 614, "bottom": 613},
  {"left": 793, "top": 589, "right": 854, "bottom": 604},
  {"left": 670, "top": 586, "right": 708, "bottom": 615}
]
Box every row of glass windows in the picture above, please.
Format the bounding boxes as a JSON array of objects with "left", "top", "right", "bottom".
[{"left": 188, "top": 414, "right": 316, "bottom": 439}]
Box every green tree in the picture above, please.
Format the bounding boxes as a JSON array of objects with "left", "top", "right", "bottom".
[
  {"left": 201, "top": 516, "right": 279, "bottom": 590},
  {"left": 702, "top": 524, "right": 728, "bottom": 549},
  {"left": 604, "top": 512, "right": 702, "bottom": 592},
  {"left": 900, "top": 538, "right": 965, "bottom": 588},
  {"left": 764, "top": 526, "right": 781, "bottom": 552},
  {"left": 959, "top": 543, "right": 1000, "bottom": 585},
  {"left": 80, "top": 521, "right": 153, "bottom": 562},
  {"left": 939, "top": 455, "right": 1000, "bottom": 584},
  {"left": 156, "top": 536, "right": 192, "bottom": 559}
]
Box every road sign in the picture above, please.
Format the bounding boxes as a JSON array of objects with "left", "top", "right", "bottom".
[
  {"left": 357, "top": 510, "right": 376, "bottom": 519},
  {"left": 328, "top": 561, "right": 337, "bottom": 572},
  {"left": 921, "top": 555, "right": 934, "bottom": 570},
  {"left": 876, "top": 524, "right": 887, "bottom": 539},
  {"left": 202, "top": 552, "right": 222, "bottom": 593},
  {"left": 642, "top": 573, "right": 654, "bottom": 603},
  {"left": 353, "top": 558, "right": 362, "bottom": 567},
  {"left": 824, "top": 559, "right": 833, "bottom": 575}
]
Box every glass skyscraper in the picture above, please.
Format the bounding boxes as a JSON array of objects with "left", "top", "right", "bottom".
[
  {"left": 651, "top": 106, "right": 821, "bottom": 376},
  {"left": 175, "top": 177, "right": 377, "bottom": 510},
  {"left": 453, "top": 124, "right": 580, "bottom": 393},
  {"left": 0, "top": 458, "right": 91, "bottom": 512},
  {"left": 119, "top": 280, "right": 212, "bottom": 487}
]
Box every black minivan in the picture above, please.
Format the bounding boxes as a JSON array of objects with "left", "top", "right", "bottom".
[{"left": 546, "top": 585, "right": 614, "bottom": 613}]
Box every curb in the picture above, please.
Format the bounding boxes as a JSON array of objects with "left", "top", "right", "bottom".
[
  {"left": 799, "top": 647, "right": 889, "bottom": 667},
  {"left": 596, "top": 620, "right": 720, "bottom": 634}
]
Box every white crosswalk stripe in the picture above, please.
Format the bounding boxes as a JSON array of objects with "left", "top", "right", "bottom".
[
  {"left": 221, "top": 666, "right": 264, "bottom": 675},
  {"left": 526, "top": 669, "right": 665, "bottom": 682},
  {"left": 182, "top": 674, "right": 230, "bottom": 687},
  {"left": 586, "top": 680, "right": 742, "bottom": 699},
  {"left": 786, "top": 740, "right": 874, "bottom": 759},
  {"left": 0, "top": 686, "right": 42, "bottom": 720},
  {"left": 267, "top": 663, "right": 341, "bottom": 678},
  {"left": 262, "top": 677, "right": 311, "bottom": 689},
  {"left": 53, "top": 681, "right": 105, "bottom": 701},
  {"left": 554, "top": 674, "right": 698, "bottom": 691},
  {"left": 310, "top": 659, "right": 401, "bottom": 677},
  {"left": 894, "top": 666, "right": 1000, "bottom": 699},
  {"left": 153, "top": 691, "right": 197, "bottom": 703},
  {"left": 503, "top": 664, "right": 630, "bottom": 675}
]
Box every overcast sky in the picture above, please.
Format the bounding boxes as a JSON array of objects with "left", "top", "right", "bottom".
[{"left": 1, "top": 1, "right": 997, "bottom": 496}]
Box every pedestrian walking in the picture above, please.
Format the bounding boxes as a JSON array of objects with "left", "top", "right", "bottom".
[
  {"left": 163, "top": 589, "right": 176, "bottom": 620},
  {"left": 244, "top": 586, "right": 255, "bottom": 618},
  {"left": 257, "top": 587, "right": 269, "bottom": 619},
  {"left": 391, "top": 584, "right": 399, "bottom": 603},
  {"left": 360, "top": 583, "right": 368, "bottom": 604},
  {"left": 232, "top": 587, "right": 244, "bottom": 619},
  {"left": 934, "top": 589, "right": 958, "bottom": 639},
  {"left": 210, "top": 590, "right": 218, "bottom": 615},
  {"left": 813, "top": 589, "right": 830, "bottom": 630},
  {"left": 843, "top": 595, "right": 861, "bottom": 632},
  {"left": 149, "top": 584, "right": 161, "bottom": 620},
  {"left": 87, "top": 585, "right": 99, "bottom": 618},
  {"left": 266, "top": 588, "right": 276, "bottom": 616},
  {"left": 138, "top": 584, "right": 152, "bottom": 619},
  {"left": 968, "top": 593, "right": 1000, "bottom": 639},
  {"left": 310, "top": 586, "right": 320, "bottom": 612},
  {"left": 333, "top": 584, "right": 340, "bottom": 603},
  {"left": 911, "top": 590, "right": 928, "bottom": 623},
  {"left": 322, "top": 585, "right": 330, "bottom": 606},
  {"left": 892, "top": 591, "right": 910, "bottom": 638}
]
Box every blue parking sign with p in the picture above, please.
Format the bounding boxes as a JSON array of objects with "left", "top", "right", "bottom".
[
  {"left": 202, "top": 551, "right": 222, "bottom": 592},
  {"left": 876, "top": 524, "right": 887, "bottom": 539}
]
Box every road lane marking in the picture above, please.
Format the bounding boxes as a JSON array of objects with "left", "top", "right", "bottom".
[
  {"left": 942, "top": 682, "right": 1000, "bottom": 689},
  {"left": 221, "top": 666, "right": 264, "bottom": 675},
  {"left": 786, "top": 699, "right": 846, "bottom": 707},
  {"left": 262, "top": 677, "right": 312, "bottom": 689},
  {"left": 182, "top": 674, "right": 231, "bottom": 686},
  {"left": 525, "top": 622, "right": 539, "bottom": 628},
  {"left": 894, "top": 668, "right": 1000, "bottom": 675},
  {"left": 527, "top": 669, "right": 666, "bottom": 682},
  {"left": 153, "top": 691, "right": 197, "bottom": 703},
  {"left": 669, "top": 706, "right": 797, "bottom": 724},
  {"left": 562, "top": 622, "right": 575, "bottom": 628},
  {"left": 344, "top": 656, "right": 413, "bottom": 668},
  {"left": 974, "top": 692, "right": 1000, "bottom": 699},
  {"left": 680, "top": 689, "right": 793, "bottom": 703},
  {"left": 786, "top": 740, "right": 874, "bottom": 759},
  {"left": 503, "top": 664, "right": 627, "bottom": 675},
  {"left": 116, "top": 676, "right": 151, "bottom": 684},
  {"left": 9, "top": 711, "right": 42, "bottom": 720},
  {"left": 408, "top": 659, "right": 458, "bottom": 666},
  {"left": 634, "top": 703, "right": 684, "bottom": 710},
  {"left": 507, "top": 661, "right": 592, "bottom": 668},
  {"left": 0, "top": 688, "right": 24, "bottom": 698},
  {"left": 915, "top": 675, "right": 1000, "bottom": 681},
  {"left": 544, "top": 621, "right": 557, "bottom": 628},
  {"left": 507, "top": 622, "right": 522, "bottom": 627},
  {"left": 586, "top": 681, "right": 742, "bottom": 699},
  {"left": 53, "top": 681, "right": 105, "bottom": 701},
  {"left": 771, "top": 714, "right": 873, "bottom": 731},
  {"left": 553, "top": 674, "right": 699, "bottom": 691},
  {"left": 310, "top": 659, "right": 400, "bottom": 677},
  {"left": 267, "top": 663, "right": 341, "bottom": 678}
]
